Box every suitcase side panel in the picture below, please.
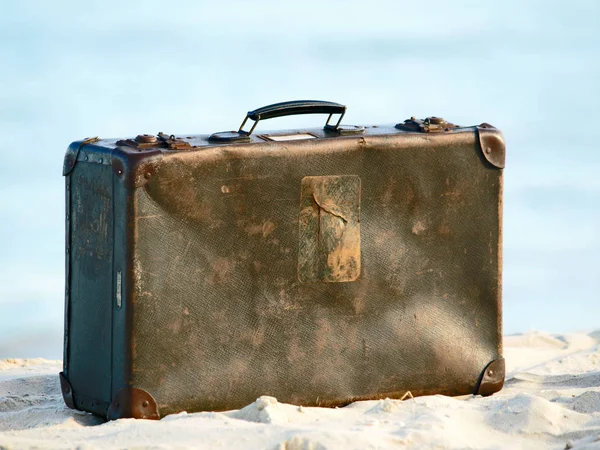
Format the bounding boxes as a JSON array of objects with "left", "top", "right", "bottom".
[
  {"left": 129, "top": 130, "right": 502, "bottom": 414},
  {"left": 63, "top": 144, "right": 165, "bottom": 419},
  {"left": 65, "top": 161, "right": 114, "bottom": 413}
]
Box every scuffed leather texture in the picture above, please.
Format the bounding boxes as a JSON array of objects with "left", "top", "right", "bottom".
[
  {"left": 298, "top": 175, "right": 361, "bottom": 283},
  {"left": 128, "top": 130, "right": 502, "bottom": 415},
  {"left": 66, "top": 164, "right": 113, "bottom": 411}
]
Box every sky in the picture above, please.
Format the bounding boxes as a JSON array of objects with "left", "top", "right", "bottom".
[{"left": 0, "top": 0, "right": 599, "bottom": 358}]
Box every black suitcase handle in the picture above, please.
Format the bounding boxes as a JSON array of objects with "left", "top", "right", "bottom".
[{"left": 239, "top": 100, "right": 346, "bottom": 135}]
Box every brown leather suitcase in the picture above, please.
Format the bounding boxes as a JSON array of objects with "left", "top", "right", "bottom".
[{"left": 60, "top": 100, "right": 505, "bottom": 420}]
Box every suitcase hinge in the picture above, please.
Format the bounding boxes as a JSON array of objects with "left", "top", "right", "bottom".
[{"left": 395, "top": 116, "right": 458, "bottom": 133}]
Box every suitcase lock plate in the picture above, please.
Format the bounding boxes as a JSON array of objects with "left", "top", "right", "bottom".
[
  {"left": 116, "top": 133, "right": 192, "bottom": 150},
  {"left": 395, "top": 116, "right": 457, "bottom": 133}
]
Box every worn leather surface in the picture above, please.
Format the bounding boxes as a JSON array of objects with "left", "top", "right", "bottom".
[
  {"left": 67, "top": 164, "right": 113, "bottom": 406},
  {"left": 127, "top": 130, "right": 502, "bottom": 414}
]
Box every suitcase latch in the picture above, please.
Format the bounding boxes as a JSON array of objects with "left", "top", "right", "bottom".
[
  {"left": 395, "top": 116, "right": 457, "bottom": 133},
  {"left": 116, "top": 133, "right": 192, "bottom": 150}
]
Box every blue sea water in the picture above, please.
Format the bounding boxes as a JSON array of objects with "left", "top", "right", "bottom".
[{"left": 0, "top": 0, "right": 598, "bottom": 358}]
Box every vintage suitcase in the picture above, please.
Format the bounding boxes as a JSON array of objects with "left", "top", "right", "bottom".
[{"left": 60, "top": 100, "right": 505, "bottom": 420}]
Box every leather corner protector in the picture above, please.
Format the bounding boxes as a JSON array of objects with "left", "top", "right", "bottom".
[
  {"left": 134, "top": 161, "right": 159, "bottom": 188},
  {"left": 63, "top": 137, "right": 100, "bottom": 176},
  {"left": 59, "top": 371, "right": 76, "bottom": 409},
  {"left": 62, "top": 142, "right": 81, "bottom": 176},
  {"left": 107, "top": 387, "right": 160, "bottom": 420},
  {"left": 477, "top": 124, "right": 505, "bottom": 169},
  {"left": 111, "top": 149, "right": 163, "bottom": 189},
  {"left": 475, "top": 357, "right": 505, "bottom": 396}
]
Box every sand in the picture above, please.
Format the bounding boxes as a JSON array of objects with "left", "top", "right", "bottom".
[{"left": 1, "top": 331, "right": 600, "bottom": 449}]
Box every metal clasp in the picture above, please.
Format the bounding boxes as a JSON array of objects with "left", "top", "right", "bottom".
[
  {"left": 115, "top": 133, "right": 192, "bottom": 150},
  {"left": 395, "top": 116, "right": 457, "bottom": 133}
]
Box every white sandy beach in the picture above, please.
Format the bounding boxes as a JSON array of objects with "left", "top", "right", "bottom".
[{"left": 1, "top": 331, "right": 600, "bottom": 449}]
